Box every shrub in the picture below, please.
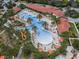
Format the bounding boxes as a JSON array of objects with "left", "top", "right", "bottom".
[
  {"left": 34, "top": 52, "right": 43, "bottom": 59},
  {"left": 51, "top": 1, "right": 68, "bottom": 7}
]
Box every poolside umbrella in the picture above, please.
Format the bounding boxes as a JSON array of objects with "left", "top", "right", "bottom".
[{"left": 37, "top": 14, "right": 43, "bottom": 20}]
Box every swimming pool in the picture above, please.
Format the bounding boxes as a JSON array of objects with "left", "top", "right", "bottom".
[{"left": 18, "top": 10, "right": 53, "bottom": 45}]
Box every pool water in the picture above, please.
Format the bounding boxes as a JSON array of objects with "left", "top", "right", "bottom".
[{"left": 18, "top": 10, "right": 53, "bottom": 44}]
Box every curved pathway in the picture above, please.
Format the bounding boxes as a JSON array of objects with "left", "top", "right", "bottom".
[{"left": 68, "top": 17, "right": 79, "bottom": 23}]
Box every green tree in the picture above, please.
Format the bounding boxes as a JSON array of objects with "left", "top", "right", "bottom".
[
  {"left": 32, "top": 26, "right": 37, "bottom": 34},
  {"left": 49, "top": 51, "right": 58, "bottom": 59},
  {"left": 63, "top": 0, "right": 69, "bottom": 5},
  {"left": 18, "top": 4, "right": 26, "bottom": 9},
  {"left": 37, "top": 14, "right": 43, "bottom": 21},
  {"left": 72, "top": 40, "right": 79, "bottom": 50},
  {"left": 23, "top": 42, "right": 36, "bottom": 57},
  {"left": 49, "top": 14, "right": 59, "bottom": 24},
  {"left": 0, "top": 43, "right": 19, "bottom": 56},
  {"left": 7, "top": 1, "right": 13, "bottom": 9},
  {"left": 27, "top": 18, "right": 32, "bottom": 24},
  {"left": 34, "top": 53, "right": 43, "bottom": 59},
  {"left": 3, "top": 9, "right": 14, "bottom": 18},
  {"left": 77, "top": 0, "right": 79, "bottom": 3},
  {"left": 51, "top": 1, "right": 68, "bottom": 7},
  {"left": 58, "top": 39, "right": 68, "bottom": 55},
  {"left": 43, "top": 21, "right": 48, "bottom": 30}
]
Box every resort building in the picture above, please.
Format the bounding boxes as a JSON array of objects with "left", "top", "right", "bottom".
[{"left": 12, "top": 3, "right": 70, "bottom": 53}]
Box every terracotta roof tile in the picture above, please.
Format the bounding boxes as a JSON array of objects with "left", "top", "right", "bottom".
[
  {"left": 13, "top": 7, "right": 21, "bottom": 13},
  {"left": 27, "top": 4, "right": 64, "bottom": 17}
]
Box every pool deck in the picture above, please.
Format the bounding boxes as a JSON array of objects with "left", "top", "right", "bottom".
[{"left": 14, "top": 8, "right": 64, "bottom": 52}]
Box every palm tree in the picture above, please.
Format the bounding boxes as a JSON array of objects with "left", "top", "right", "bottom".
[
  {"left": 43, "top": 21, "right": 48, "bottom": 30},
  {"left": 27, "top": 18, "right": 32, "bottom": 25},
  {"left": 18, "top": 4, "right": 26, "bottom": 9},
  {"left": 32, "top": 26, "right": 37, "bottom": 41},
  {"left": 32, "top": 26, "right": 37, "bottom": 34},
  {"left": 37, "top": 14, "right": 43, "bottom": 21},
  {"left": 49, "top": 14, "right": 59, "bottom": 24},
  {"left": 31, "top": 26, "right": 36, "bottom": 42}
]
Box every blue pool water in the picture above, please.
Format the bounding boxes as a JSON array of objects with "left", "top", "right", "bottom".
[{"left": 18, "top": 11, "right": 53, "bottom": 44}]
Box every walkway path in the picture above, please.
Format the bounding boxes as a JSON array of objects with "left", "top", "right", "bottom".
[
  {"left": 0, "top": 30, "right": 5, "bottom": 35},
  {"left": 68, "top": 17, "right": 79, "bottom": 23}
]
